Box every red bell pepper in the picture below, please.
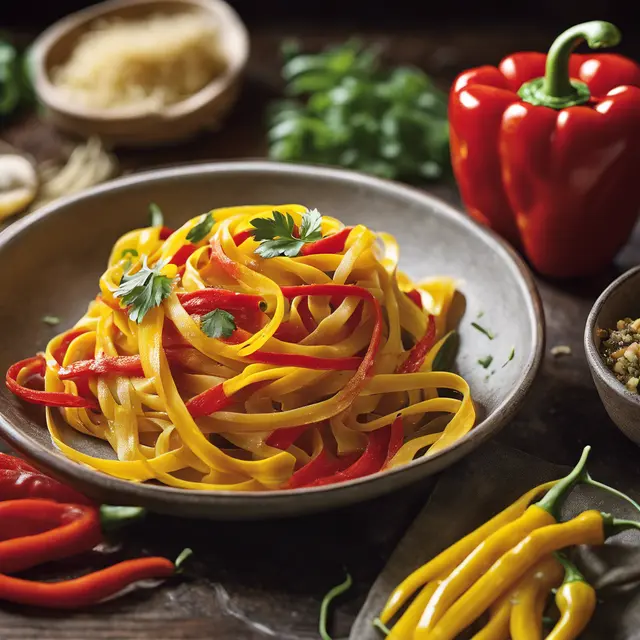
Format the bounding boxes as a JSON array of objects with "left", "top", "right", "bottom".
[
  {"left": 158, "top": 226, "right": 174, "bottom": 240},
  {"left": 266, "top": 424, "right": 312, "bottom": 450},
  {"left": 406, "top": 289, "right": 423, "bottom": 310},
  {"left": 285, "top": 448, "right": 359, "bottom": 490},
  {"left": 178, "top": 289, "right": 266, "bottom": 315},
  {"left": 397, "top": 315, "right": 436, "bottom": 374},
  {"left": 450, "top": 21, "right": 640, "bottom": 277},
  {"left": 299, "top": 227, "right": 353, "bottom": 256},
  {"left": 384, "top": 415, "right": 404, "bottom": 468},
  {"left": 169, "top": 244, "right": 197, "bottom": 266}
]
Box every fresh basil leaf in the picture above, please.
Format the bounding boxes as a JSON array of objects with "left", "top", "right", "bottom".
[{"left": 186, "top": 212, "right": 215, "bottom": 243}]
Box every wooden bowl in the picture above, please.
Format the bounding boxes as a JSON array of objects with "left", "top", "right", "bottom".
[
  {"left": 585, "top": 266, "right": 640, "bottom": 445},
  {"left": 30, "top": 0, "right": 249, "bottom": 146},
  {"left": 0, "top": 161, "right": 544, "bottom": 519}
]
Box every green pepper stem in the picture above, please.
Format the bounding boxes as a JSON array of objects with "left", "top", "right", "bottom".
[
  {"left": 536, "top": 446, "right": 590, "bottom": 518},
  {"left": 601, "top": 513, "right": 640, "bottom": 537},
  {"left": 554, "top": 552, "right": 588, "bottom": 585},
  {"left": 373, "top": 618, "right": 391, "bottom": 636},
  {"left": 100, "top": 505, "right": 146, "bottom": 532},
  {"left": 583, "top": 473, "right": 640, "bottom": 514},
  {"left": 518, "top": 21, "right": 621, "bottom": 109}
]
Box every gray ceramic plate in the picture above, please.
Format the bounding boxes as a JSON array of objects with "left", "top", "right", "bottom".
[{"left": 0, "top": 161, "right": 544, "bottom": 519}]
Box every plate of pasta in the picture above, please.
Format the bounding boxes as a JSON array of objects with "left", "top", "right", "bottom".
[{"left": 0, "top": 161, "right": 543, "bottom": 518}]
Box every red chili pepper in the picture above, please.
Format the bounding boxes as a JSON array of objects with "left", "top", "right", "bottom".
[
  {"left": 178, "top": 289, "right": 266, "bottom": 315},
  {"left": 406, "top": 289, "right": 423, "bottom": 309},
  {"left": 396, "top": 314, "right": 436, "bottom": 374},
  {"left": 0, "top": 556, "right": 175, "bottom": 608},
  {"left": 159, "top": 226, "right": 174, "bottom": 240},
  {"left": 450, "top": 21, "right": 640, "bottom": 277},
  {"left": 232, "top": 229, "right": 254, "bottom": 246},
  {"left": 185, "top": 381, "right": 232, "bottom": 418},
  {"left": 383, "top": 415, "right": 404, "bottom": 468},
  {"left": 0, "top": 500, "right": 102, "bottom": 573},
  {"left": 58, "top": 355, "right": 147, "bottom": 380},
  {"left": 0, "top": 469, "right": 92, "bottom": 506},
  {"left": 0, "top": 453, "right": 38, "bottom": 474},
  {"left": 169, "top": 243, "right": 197, "bottom": 266},
  {"left": 266, "top": 424, "right": 312, "bottom": 450},
  {"left": 6, "top": 356, "right": 98, "bottom": 410},
  {"left": 299, "top": 227, "right": 353, "bottom": 256},
  {"left": 303, "top": 426, "right": 391, "bottom": 487}
]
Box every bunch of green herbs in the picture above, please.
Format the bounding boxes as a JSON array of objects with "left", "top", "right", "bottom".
[{"left": 268, "top": 40, "right": 450, "bottom": 183}]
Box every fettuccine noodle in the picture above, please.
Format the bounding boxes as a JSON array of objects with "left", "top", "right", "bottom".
[{"left": 7, "top": 204, "right": 475, "bottom": 491}]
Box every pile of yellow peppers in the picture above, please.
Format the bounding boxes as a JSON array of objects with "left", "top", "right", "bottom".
[{"left": 377, "top": 446, "right": 640, "bottom": 639}]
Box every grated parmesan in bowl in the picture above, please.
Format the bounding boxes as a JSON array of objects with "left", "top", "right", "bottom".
[{"left": 51, "top": 12, "right": 227, "bottom": 112}]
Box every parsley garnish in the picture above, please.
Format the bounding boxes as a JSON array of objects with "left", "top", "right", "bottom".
[
  {"left": 250, "top": 208, "right": 323, "bottom": 258},
  {"left": 149, "top": 202, "right": 164, "bottom": 227},
  {"left": 186, "top": 212, "right": 215, "bottom": 243},
  {"left": 471, "top": 322, "right": 495, "bottom": 340},
  {"left": 42, "top": 315, "right": 61, "bottom": 326},
  {"left": 478, "top": 355, "right": 493, "bottom": 369},
  {"left": 200, "top": 309, "right": 236, "bottom": 339},
  {"left": 114, "top": 257, "right": 174, "bottom": 323},
  {"left": 502, "top": 347, "right": 515, "bottom": 368}
]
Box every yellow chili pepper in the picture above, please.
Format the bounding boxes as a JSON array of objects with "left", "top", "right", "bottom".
[
  {"left": 414, "top": 447, "right": 591, "bottom": 637},
  {"left": 546, "top": 553, "right": 597, "bottom": 640},
  {"left": 386, "top": 580, "right": 441, "bottom": 639},
  {"left": 378, "top": 480, "right": 557, "bottom": 624},
  {"left": 509, "top": 556, "right": 564, "bottom": 640},
  {"left": 470, "top": 593, "right": 511, "bottom": 640},
  {"left": 426, "top": 509, "right": 606, "bottom": 640}
]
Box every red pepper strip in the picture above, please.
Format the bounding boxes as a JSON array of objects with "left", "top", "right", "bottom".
[
  {"left": 345, "top": 301, "right": 364, "bottom": 334},
  {"left": 232, "top": 229, "right": 254, "bottom": 246},
  {"left": 185, "top": 381, "right": 232, "bottom": 418},
  {"left": 0, "top": 469, "right": 92, "bottom": 506},
  {"left": 383, "top": 416, "right": 404, "bottom": 468},
  {"left": 286, "top": 449, "right": 359, "bottom": 490},
  {"left": 178, "top": 289, "right": 266, "bottom": 314},
  {"left": 396, "top": 314, "right": 436, "bottom": 374},
  {"left": 209, "top": 235, "right": 241, "bottom": 279},
  {"left": 159, "top": 226, "right": 174, "bottom": 240},
  {"left": 0, "top": 500, "right": 102, "bottom": 574},
  {"left": 299, "top": 227, "right": 353, "bottom": 256},
  {"left": 6, "top": 356, "right": 98, "bottom": 410},
  {"left": 297, "top": 297, "right": 317, "bottom": 333},
  {"left": 406, "top": 289, "right": 423, "bottom": 309},
  {"left": 304, "top": 426, "right": 391, "bottom": 487},
  {"left": 266, "top": 424, "right": 312, "bottom": 450},
  {"left": 0, "top": 556, "right": 175, "bottom": 608},
  {"left": 274, "top": 321, "right": 308, "bottom": 343},
  {"left": 169, "top": 243, "right": 196, "bottom": 266},
  {"left": 249, "top": 351, "right": 361, "bottom": 371},
  {"left": 58, "top": 355, "right": 146, "bottom": 380},
  {"left": 53, "top": 329, "right": 88, "bottom": 365}
]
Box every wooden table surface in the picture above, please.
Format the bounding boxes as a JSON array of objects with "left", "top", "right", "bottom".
[{"left": 2, "top": 24, "right": 640, "bottom": 640}]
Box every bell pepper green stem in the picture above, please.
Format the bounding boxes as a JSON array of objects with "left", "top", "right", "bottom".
[
  {"left": 536, "top": 446, "right": 590, "bottom": 518},
  {"left": 519, "top": 21, "right": 621, "bottom": 109},
  {"left": 99, "top": 505, "right": 146, "bottom": 532},
  {"left": 554, "top": 552, "right": 587, "bottom": 585}
]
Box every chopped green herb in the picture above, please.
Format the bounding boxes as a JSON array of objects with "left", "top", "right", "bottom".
[
  {"left": 478, "top": 355, "right": 493, "bottom": 369},
  {"left": 251, "top": 208, "right": 323, "bottom": 258},
  {"left": 476, "top": 310, "right": 484, "bottom": 318},
  {"left": 41, "top": 315, "right": 61, "bottom": 326},
  {"left": 319, "top": 571, "right": 352, "bottom": 640},
  {"left": 114, "top": 257, "right": 174, "bottom": 323},
  {"left": 148, "top": 202, "right": 164, "bottom": 228},
  {"left": 186, "top": 212, "right": 215, "bottom": 243},
  {"left": 175, "top": 547, "right": 193, "bottom": 572},
  {"left": 502, "top": 347, "right": 515, "bottom": 368},
  {"left": 121, "top": 248, "right": 139, "bottom": 259},
  {"left": 484, "top": 374, "right": 490, "bottom": 382},
  {"left": 201, "top": 309, "right": 236, "bottom": 339},
  {"left": 471, "top": 322, "right": 495, "bottom": 340}
]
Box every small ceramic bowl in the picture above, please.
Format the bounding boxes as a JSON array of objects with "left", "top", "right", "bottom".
[
  {"left": 585, "top": 266, "right": 640, "bottom": 444},
  {"left": 30, "top": 0, "right": 249, "bottom": 146}
]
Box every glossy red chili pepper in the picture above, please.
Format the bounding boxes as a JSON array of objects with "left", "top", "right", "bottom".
[
  {"left": 6, "top": 356, "right": 98, "bottom": 410},
  {"left": 450, "top": 21, "right": 640, "bottom": 277},
  {"left": 406, "top": 289, "right": 423, "bottom": 309},
  {"left": 58, "top": 355, "right": 147, "bottom": 380},
  {"left": 169, "top": 243, "right": 197, "bottom": 266},
  {"left": 178, "top": 289, "right": 266, "bottom": 315},
  {"left": 304, "top": 425, "right": 392, "bottom": 487},
  {"left": 0, "top": 556, "right": 175, "bottom": 608},
  {"left": 396, "top": 314, "right": 436, "bottom": 374},
  {"left": 0, "top": 468, "right": 92, "bottom": 505},
  {"left": 299, "top": 227, "right": 353, "bottom": 256}
]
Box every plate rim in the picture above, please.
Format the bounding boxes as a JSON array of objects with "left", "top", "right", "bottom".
[{"left": 0, "top": 160, "right": 545, "bottom": 504}]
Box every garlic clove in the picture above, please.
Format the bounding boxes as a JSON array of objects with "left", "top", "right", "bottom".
[{"left": 0, "top": 154, "right": 39, "bottom": 222}]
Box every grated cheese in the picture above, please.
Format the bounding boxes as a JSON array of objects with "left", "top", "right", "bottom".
[{"left": 52, "top": 12, "right": 226, "bottom": 111}]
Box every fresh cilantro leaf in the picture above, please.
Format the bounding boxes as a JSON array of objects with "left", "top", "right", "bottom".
[
  {"left": 149, "top": 202, "right": 164, "bottom": 228},
  {"left": 114, "top": 257, "right": 174, "bottom": 323},
  {"left": 471, "top": 322, "right": 495, "bottom": 340},
  {"left": 42, "top": 315, "right": 61, "bottom": 326},
  {"left": 200, "top": 309, "right": 236, "bottom": 339},
  {"left": 250, "top": 209, "right": 323, "bottom": 258},
  {"left": 121, "top": 248, "right": 139, "bottom": 259},
  {"left": 478, "top": 355, "right": 493, "bottom": 369},
  {"left": 186, "top": 212, "right": 215, "bottom": 243}
]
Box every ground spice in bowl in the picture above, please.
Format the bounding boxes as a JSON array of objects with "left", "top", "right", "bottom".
[{"left": 598, "top": 317, "right": 640, "bottom": 392}]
